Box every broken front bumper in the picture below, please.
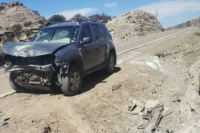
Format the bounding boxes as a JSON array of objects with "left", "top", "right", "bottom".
[
  {"left": 7, "top": 64, "right": 56, "bottom": 87},
  {"left": 5, "top": 64, "right": 55, "bottom": 72}
]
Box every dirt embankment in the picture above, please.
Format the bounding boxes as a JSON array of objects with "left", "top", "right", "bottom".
[
  {"left": 166, "top": 16, "right": 200, "bottom": 30},
  {"left": 0, "top": 27, "right": 200, "bottom": 133}
]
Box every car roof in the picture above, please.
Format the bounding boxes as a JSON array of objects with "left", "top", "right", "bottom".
[
  {"left": 43, "top": 20, "right": 104, "bottom": 30},
  {"left": 45, "top": 22, "right": 80, "bottom": 28}
]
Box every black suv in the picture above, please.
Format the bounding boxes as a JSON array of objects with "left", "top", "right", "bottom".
[{"left": 0, "top": 19, "right": 116, "bottom": 96}]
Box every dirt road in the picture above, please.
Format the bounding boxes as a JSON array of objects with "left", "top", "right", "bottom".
[{"left": 0, "top": 28, "right": 188, "bottom": 97}]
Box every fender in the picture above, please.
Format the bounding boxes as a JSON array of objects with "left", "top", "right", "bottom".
[{"left": 54, "top": 44, "right": 85, "bottom": 72}]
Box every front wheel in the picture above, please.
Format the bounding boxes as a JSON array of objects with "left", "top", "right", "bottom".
[
  {"left": 9, "top": 72, "right": 24, "bottom": 93},
  {"left": 61, "top": 67, "right": 82, "bottom": 96},
  {"left": 105, "top": 53, "right": 116, "bottom": 74}
]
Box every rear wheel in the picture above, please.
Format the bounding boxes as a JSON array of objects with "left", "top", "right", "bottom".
[
  {"left": 105, "top": 53, "right": 116, "bottom": 74},
  {"left": 9, "top": 72, "right": 24, "bottom": 93},
  {"left": 61, "top": 66, "right": 82, "bottom": 96}
]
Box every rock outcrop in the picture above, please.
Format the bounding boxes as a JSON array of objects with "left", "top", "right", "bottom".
[
  {"left": 0, "top": 2, "right": 46, "bottom": 45},
  {"left": 106, "top": 10, "right": 163, "bottom": 43}
]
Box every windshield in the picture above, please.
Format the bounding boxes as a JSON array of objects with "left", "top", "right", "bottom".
[{"left": 30, "top": 26, "right": 79, "bottom": 43}]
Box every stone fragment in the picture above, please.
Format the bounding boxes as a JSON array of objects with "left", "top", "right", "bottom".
[
  {"left": 163, "top": 107, "right": 173, "bottom": 117},
  {"left": 145, "top": 100, "right": 160, "bottom": 110},
  {"left": 128, "top": 98, "right": 144, "bottom": 115}
]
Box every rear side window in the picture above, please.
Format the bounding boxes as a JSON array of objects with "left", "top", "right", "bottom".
[
  {"left": 100, "top": 24, "right": 108, "bottom": 38},
  {"left": 81, "top": 25, "right": 93, "bottom": 42},
  {"left": 91, "top": 24, "right": 102, "bottom": 40}
]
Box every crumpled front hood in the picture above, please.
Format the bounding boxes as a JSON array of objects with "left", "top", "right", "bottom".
[{"left": 2, "top": 42, "right": 69, "bottom": 57}]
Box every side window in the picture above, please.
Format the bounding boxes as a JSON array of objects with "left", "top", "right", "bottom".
[
  {"left": 81, "top": 25, "right": 93, "bottom": 42},
  {"left": 100, "top": 25, "right": 107, "bottom": 38},
  {"left": 91, "top": 24, "right": 102, "bottom": 40}
]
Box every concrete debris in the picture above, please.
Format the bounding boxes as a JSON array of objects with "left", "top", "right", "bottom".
[
  {"left": 0, "top": 120, "right": 7, "bottom": 127},
  {"left": 0, "top": 118, "right": 10, "bottom": 127},
  {"left": 145, "top": 100, "right": 160, "bottom": 111},
  {"left": 143, "top": 104, "right": 164, "bottom": 133},
  {"left": 128, "top": 98, "right": 144, "bottom": 115},
  {"left": 136, "top": 102, "right": 174, "bottom": 133}
]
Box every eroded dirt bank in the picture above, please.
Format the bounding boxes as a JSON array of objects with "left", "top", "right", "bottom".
[{"left": 0, "top": 27, "right": 200, "bottom": 133}]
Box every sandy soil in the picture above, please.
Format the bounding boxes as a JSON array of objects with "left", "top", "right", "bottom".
[{"left": 0, "top": 27, "right": 200, "bottom": 133}]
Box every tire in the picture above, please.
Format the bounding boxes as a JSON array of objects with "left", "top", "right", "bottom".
[
  {"left": 105, "top": 53, "right": 116, "bottom": 74},
  {"left": 61, "top": 66, "right": 82, "bottom": 96},
  {"left": 9, "top": 72, "right": 24, "bottom": 93}
]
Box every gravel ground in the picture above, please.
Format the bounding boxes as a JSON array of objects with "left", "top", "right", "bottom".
[{"left": 0, "top": 27, "right": 200, "bottom": 133}]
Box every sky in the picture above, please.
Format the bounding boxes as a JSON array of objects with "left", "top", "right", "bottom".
[{"left": 0, "top": 0, "right": 200, "bottom": 28}]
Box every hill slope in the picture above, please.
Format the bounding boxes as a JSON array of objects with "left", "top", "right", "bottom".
[
  {"left": 166, "top": 16, "right": 200, "bottom": 30},
  {"left": 106, "top": 10, "right": 163, "bottom": 43},
  {"left": 0, "top": 2, "right": 45, "bottom": 44}
]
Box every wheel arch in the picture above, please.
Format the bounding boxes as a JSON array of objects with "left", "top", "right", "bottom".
[
  {"left": 109, "top": 48, "right": 117, "bottom": 65},
  {"left": 69, "top": 58, "right": 84, "bottom": 75}
]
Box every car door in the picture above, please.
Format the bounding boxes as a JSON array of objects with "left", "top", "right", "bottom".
[
  {"left": 91, "top": 24, "right": 107, "bottom": 65},
  {"left": 79, "top": 24, "right": 99, "bottom": 71}
]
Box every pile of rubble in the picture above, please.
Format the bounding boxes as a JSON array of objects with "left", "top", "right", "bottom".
[{"left": 128, "top": 99, "right": 173, "bottom": 133}]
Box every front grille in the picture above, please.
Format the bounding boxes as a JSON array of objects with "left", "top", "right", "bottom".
[{"left": 10, "top": 55, "right": 55, "bottom": 66}]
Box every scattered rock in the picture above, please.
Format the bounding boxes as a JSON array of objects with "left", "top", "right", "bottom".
[
  {"left": 43, "top": 124, "right": 52, "bottom": 133},
  {"left": 112, "top": 84, "right": 121, "bottom": 91}
]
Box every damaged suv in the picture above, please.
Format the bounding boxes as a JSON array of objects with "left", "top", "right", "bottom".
[{"left": 0, "top": 19, "right": 116, "bottom": 96}]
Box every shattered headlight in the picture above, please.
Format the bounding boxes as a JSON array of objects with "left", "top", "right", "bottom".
[{"left": 55, "top": 61, "right": 69, "bottom": 68}]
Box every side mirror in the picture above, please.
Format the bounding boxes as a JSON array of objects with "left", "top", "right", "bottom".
[{"left": 81, "top": 37, "right": 92, "bottom": 44}]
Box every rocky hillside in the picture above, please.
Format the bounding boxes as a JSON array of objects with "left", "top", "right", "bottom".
[
  {"left": 166, "top": 16, "right": 200, "bottom": 30},
  {"left": 106, "top": 10, "right": 164, "bottom": 43},
  {"left": 0, "top": 2, "right": 46, "bottom": 45}
]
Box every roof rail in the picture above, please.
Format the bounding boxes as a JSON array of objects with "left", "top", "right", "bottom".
[
  {"left": 44, "top": 22, "right": 64, "bottom": 27},
  {"left": 78, "top": 18, "right": 97, "bottom": 23}
]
